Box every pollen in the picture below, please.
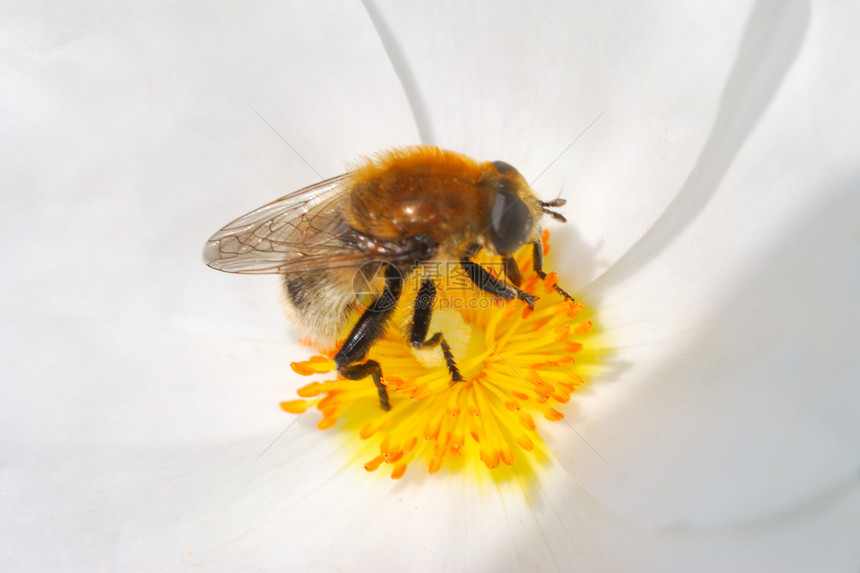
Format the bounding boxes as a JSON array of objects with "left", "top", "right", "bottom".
[{"left": 282, "top": 232, "right": 597, "bottom": 480}]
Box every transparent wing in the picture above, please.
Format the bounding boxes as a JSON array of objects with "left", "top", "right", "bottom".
[{"left": 203, "top": 173, "right": 379, "bottom": 274}]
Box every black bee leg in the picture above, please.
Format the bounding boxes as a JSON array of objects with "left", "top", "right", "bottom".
[
  {"left": 460, "top": 257, "right": 536, "bottom": 308},
  {"left": 531, "top": 240, "right": 574, "bottom": 301},
  {"left": 502, "top": 256, "right": 522, "bottom": 287},
  {"left": 410, "top": 279, "right": 463, "bottom": 383},
  {"left": 338, "top": 361, "right": 389, "bottom": 411},
  {"left": 334, "top": 265, "right": 403, "bottom": 411}
]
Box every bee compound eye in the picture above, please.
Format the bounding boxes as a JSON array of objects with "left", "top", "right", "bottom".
[
  {"left": 491, "top": 161, "right": 522, "bottom": 177},
  {"left": 490, "top": 187, "right": 532, "bottom": 256}
]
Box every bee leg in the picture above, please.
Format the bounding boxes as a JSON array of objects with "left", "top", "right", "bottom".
[
  {"left": 338, "top": 361, "right": 389, "bottom": 411},
  {"left": 334, "top": 265, "right": 403, "bottom": 411},
  {"left": 502, "top": 256, "right": 522, "bottom": 287},
  {"left": 531, "top": 241, "right": 574, "bottom": 301},
  {"left": 410, "top": 279, "right": 463, "bottom": 383},
  {"left": 459, "top": 257, "right": 536, "bottom": 308}
]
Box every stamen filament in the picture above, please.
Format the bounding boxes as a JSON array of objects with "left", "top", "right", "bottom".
[{"left": 284, "top": 231, "right": 597, "bottom": 480}]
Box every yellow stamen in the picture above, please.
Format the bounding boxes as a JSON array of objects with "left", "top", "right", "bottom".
[{"left": 282, "top": 231, "right": 600, "bottom": 481}]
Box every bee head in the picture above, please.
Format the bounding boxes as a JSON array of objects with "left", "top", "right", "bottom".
[{"left": 479, "top": 161, "right": 542, "bottom": 256}]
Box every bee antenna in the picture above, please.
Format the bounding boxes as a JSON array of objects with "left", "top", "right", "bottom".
[
  {"left": 543, "top": 209, "right": 567, "bottom": 223},
  {"left": 540, "top": 198, "right": 567, "bottom": 223},
  {"left": 541, "top": 207, "right": 565, "bottom": 222},
  {"left": 540, "top": 198, "right": 566, "bottom": 208}
]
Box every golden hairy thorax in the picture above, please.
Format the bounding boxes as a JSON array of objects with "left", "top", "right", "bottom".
[{"left": 343, "top": 147, "right": 490, "bottom": 251}]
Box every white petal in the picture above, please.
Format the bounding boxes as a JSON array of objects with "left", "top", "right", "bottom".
[
  {"left": 553, "top": 0, "right": 860, "bottom": 529},
  {"left": 5, "top": 0, "right": 860, "bottom": 570},
  {"left": 0, "top": 1, "right": 415, "bottom": 568},
  {"left": 365, "top": 0, "right": 860, "bottom": 539},
  {"left": 362, "top": 1, "right": 762, "bottom": 288}
]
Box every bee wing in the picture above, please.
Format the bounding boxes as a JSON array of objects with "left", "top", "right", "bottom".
[{"left": 204, "top": 173, "right": 377, "bottom": 274}]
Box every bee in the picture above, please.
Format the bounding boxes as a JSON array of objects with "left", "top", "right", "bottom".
[{"left": 204, "top": 146, "right": 569, "bottom": 410}]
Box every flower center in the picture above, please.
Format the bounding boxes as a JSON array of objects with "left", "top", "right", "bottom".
[{"left": 282, "top": 231, "right": 595, "bottom": 480}]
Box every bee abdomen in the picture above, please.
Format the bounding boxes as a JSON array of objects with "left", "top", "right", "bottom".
[{"left": 281, "top": 270, "right": 358, "bottom": 348}]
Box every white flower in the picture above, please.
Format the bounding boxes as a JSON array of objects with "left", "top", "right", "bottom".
[{"left": 2, "top": 1, "right": 858, "bottom": 571}]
